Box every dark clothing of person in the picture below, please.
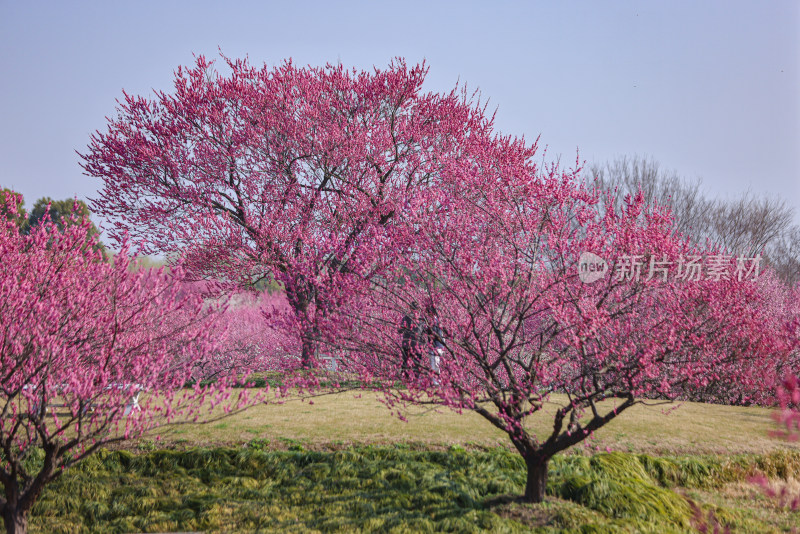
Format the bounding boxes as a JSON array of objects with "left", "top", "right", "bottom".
[
  {"left": 400, "top": 314, "right": 421, "bottom": 347},
  {"left": 399, "top": 314, "right": 424, "bottom": 374}
]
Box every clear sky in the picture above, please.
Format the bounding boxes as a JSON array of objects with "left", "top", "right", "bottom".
[{"left": 1, "top": 0, "right": 798, "bottom": 230}]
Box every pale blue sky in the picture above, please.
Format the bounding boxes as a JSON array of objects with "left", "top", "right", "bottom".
[{"left": 1, "top": 1, "right": 798, "bottom": 228}]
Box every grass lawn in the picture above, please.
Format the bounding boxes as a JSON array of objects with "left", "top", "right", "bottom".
[
  {"left": 23, "top": 390, "right": 800, "bottom": 533},
  {"left": 149, "top": 390, "right": 797, "bottom": 456}
]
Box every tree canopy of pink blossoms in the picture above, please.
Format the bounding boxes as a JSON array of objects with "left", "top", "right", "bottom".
[
  {"left": 81, "top": 56, "right": 499, "bottom": 368},
  {"left": 0, "top": 197, "right": 261, "bottom": 534},
  {"left": 333, "top": 146, "right": 800, "bottom": 502}
]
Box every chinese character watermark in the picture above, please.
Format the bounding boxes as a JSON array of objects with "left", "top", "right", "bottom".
[{"left": 577, "top": 253, "right": 761, "bottom": 284}]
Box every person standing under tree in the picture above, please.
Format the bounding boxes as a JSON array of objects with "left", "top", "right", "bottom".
[
  {"left": 424, "top": 304, "right": 447, "bottom": 384},
  {"left": 398, "top": 301, "right": 423, "bottom": 378}
]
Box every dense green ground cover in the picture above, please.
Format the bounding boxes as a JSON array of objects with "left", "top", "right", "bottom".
[{"left": 28, "top": 445, "right": 800, "bottom": 533}]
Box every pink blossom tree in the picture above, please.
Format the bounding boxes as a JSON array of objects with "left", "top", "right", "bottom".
[
  {"left": 81, "top": 56, "right": 497, "bottom": 367},
  {"left": 0, "top": 198, "right": 259, "bottom": 534},
  {"left": 670, "top": 274, "right": 800, "bottom": 406},
  {"left": 335, "top": 147, "right": 798, "bottom": 503}
]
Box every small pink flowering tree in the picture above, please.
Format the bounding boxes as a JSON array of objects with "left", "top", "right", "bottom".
[
  {"left": 81, "top": 56, "right": 496, "bottom": 367},
  {"left": 749, "top": 369, "right": 800, "bottom": 514},
  {"left": 772, "top": 372, "right": 800, "bottom": 444},
  {"left": 0, "top": 199, "right": 256, "bottom": 534},
  {"left": 337, "top": 147, "right": 796, "bottom": 503}
]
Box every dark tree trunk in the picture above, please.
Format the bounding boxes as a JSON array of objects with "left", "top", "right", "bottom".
[
  {"left": 300, "top": 330, "right": 316, "bottom": 369},
  {"left": 2, "top": 447, "right": 57, "bottom": 534},
  {"left": 2, "top": 506, "right": 28, "bottom": 534},
  {"left": 523, "top": 456, "right": 549, "bottom": 503},
  {"left": 287, "top": 287, "right": 319, "bottom": 369}
]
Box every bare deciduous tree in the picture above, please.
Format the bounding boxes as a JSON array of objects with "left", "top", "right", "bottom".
[
  {"left": 587, "top": 155, "right": 799, "bottom": 285},
  {"left": 765, "top": 226, "right": 800, "bottom": 286}
]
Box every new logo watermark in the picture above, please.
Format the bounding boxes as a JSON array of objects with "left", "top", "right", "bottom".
[{"left": 577, "top": 252, "right": 609, "bottom": 283}]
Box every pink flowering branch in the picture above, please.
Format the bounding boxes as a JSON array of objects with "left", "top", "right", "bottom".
[
  {"left": 771, "top": 372, "right": 800, "bottom": 443},
  {"left": 749, "top": 371, "right": 800, "bottom": 515}
]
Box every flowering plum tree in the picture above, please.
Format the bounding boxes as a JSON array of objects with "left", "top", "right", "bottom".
[
  {"left": 337, "top": 146, "right": 799, "bottom": 503},
  {"left": 671, "top": 273, "right": 800, "bottom": 406},
  {"left": 81, "top": 56, "right": 496, "bottom": 367},
  {"left": 194, "top": 290, "right": 301, "bottom": 382},
  {"left": 0, "top": 198, "right": 257, "bottom": 534}
]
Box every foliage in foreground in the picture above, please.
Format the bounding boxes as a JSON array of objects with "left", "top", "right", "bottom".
[{"left": 28, "top": 445, "right": 800, "bottom": 533}]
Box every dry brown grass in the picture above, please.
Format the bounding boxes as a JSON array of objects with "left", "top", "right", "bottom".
[{"left": 140, "top": 390, "right": 799, "bottom": 456}]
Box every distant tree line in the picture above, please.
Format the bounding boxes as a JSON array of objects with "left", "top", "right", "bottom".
[{"left": 587, "top": 156, "right": 800, "bottom": 286}]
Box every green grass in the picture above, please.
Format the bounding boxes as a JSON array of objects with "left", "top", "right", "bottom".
[{"left": 26, "top": 446, "right": 800, "bottom": 533}]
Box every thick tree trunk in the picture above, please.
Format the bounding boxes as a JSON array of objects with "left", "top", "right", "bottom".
[
  {"left": 2, "top": 506, "right": 27, "bottom": 534},
  {"left": 300, "top": 330, "right": 316, "bottom": 369},
  {"left": 523, "top": 456, "right": 549, "bottom": 503},
  {"left": 288, "top": 289, "right": 318, "bottom": 369},
  {"left": 2, "top": 448, "right": 57, "bottom": 534}
]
